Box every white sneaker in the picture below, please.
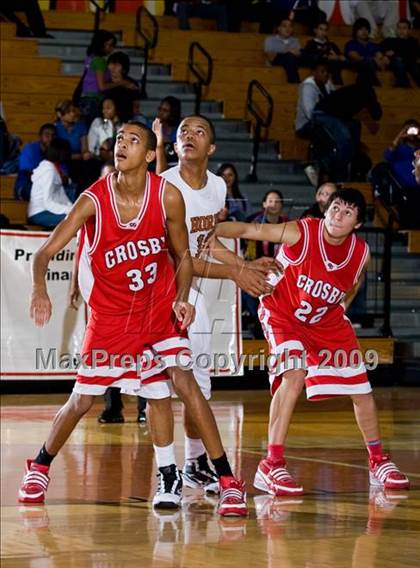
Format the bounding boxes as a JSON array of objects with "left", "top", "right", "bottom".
[{"left": 153, "top": 465, "right": 183, "bottom": 509}]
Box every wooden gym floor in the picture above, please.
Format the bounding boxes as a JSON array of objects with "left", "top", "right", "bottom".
[{"left": 1, "top": 388, "right": 419, "bottom": 567}]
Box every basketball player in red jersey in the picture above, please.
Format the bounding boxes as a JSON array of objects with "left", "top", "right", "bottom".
[
  {"left": 211, "top": 188, "right": 410, "bottom": 495},
  {"left": 18, "top": 122, "right": 247, "bottom": 517}
]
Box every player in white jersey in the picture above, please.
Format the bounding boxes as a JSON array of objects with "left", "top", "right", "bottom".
[{"left": 153, "top": 114, "right": 280, "bottom": 493}]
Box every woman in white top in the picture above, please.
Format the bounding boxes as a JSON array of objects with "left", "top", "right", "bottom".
[
  {"left": 87, "top": 97, "right": 121, "bottom": 158},
  {"left": 28, "top": 138, "right": 74, "bottom": 228}
]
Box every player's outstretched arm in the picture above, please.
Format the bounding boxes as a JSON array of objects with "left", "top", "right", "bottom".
[
  {"left": 164, "top": 182, "right": 195, "bottom": 329},
  {"left": 214, "top": 220, "right": 301, "bottom": 246},
  {"left": 30, "top": 195, "right": 96, "bottom": 327}
]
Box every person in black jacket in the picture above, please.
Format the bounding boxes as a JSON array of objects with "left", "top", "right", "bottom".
[
  {"left": 302, "top": 21, "right": 346, "bottom": 84},
  {"left": 380, "top": 19, "right": 420, "bottom": 87}
]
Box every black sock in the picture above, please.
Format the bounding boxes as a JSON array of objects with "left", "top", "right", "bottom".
[
  {"left": 211, "top": 452, "right": 233, "bottom": 478},
  {"left": 34, "top": 444, "right": 55, "bottom": 467}
]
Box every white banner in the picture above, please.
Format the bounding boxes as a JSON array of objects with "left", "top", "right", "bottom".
[
  {"left": 0, "top": 232, "right": 242, "bottom": 381},
  {"left": 0, "top": 230, "right": 86, "bottom": 381}
]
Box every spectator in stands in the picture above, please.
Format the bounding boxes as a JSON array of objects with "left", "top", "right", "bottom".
[
  {"left": 264, "top": 18, "right": 302, "bottom": 83},
  {"left": 371, "top": 120, "right": 420, "bottom": 228},
  {"left": 243, "top": 189, "right": 289, "bottom": 337},
  {"left": 344, "top": 18, "right": 388, "bottom": 86},
  {"left": 296, "top": 61, "right": 382, "bottom": 181},
  {"left": 301, "top": 181, "right": 337, "bottom": 218},
  {"left": 98, "top": 138, "right": 115, "bottom": 165},
  {"left": 176, "top": 0, "right": 229, "bottom": 32},
  {"left": 302, "top": 21, "right": 346, "bottom": 84},
  {"left": 246, "top": 190, "right": 289, "bottom": 257},
  {"left": 27, "top": 138, "right": 74, "bottom": 229},
  {"left": 132, "top": 95, "right": 149, "bottom": 126},
  {"left": 1, "top": 0, "right": 51, "bottom": 38},
  {"left": 15, "top": 123, "right": 56, "bottom": 201},
  {"left": 384, "top": 120, "right": 420, "bottom": 189},
  {"left": 55, "top": 100, "right": 90, "bottom": 160},
  {"left": 152, "top": 96, "right": 182, "bottom": 168},
  {"left": 104, "top": 51, "right": 140, "bottom": 122},
  {"left": 87, "top": 97, "right": 121, "bottom": 159},
  {"left": 313, "top": 75, "right": 382, "bottom": 181},
  {"left": 79, "top": 29, "right": 117, "bottom": 126},
  {"left": 0, "top": 117, "right": 20, "bottom": 175},
  {"left": 380, "top": 19, "right": 420, "bottom": 88},
  {"left": 55, "top": 100, "right": 101, "bottom": 192},
  {"left": 216, "top": 163, "right": 248, "bottom": 221},
  {"left": 295, "top": 61, "right": 334, "bottom": 138}
]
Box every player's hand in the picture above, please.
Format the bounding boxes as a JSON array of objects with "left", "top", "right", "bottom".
[
  {"left": 30, "top": 289, "right": 52, "bottom": 327},
  {"left": 69, "top": 282, "right": 80, "bottom": 310},
  {"left": 247, "top": 257, "right": 284, "bottom": 276},
  {"left": 173, "top": 301, "right": 195, "bottom": 329},
  {"left": 151, "top": 118, "right": 164, "bottom": 148},
  {"left": 199, "top": 229, "right": 216, "bottom": 257},
  {"left": 233, "top": 266, "right": 273, "bottom": 297}
]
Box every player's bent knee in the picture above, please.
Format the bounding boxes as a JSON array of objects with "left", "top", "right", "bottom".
[
  {"left": 169, "top": 367, "right": 201, "bottom": 399},
  {"left": 281, "top": 370, "right": 306, "bottom": 393},
  {"left": 68, "top": 392, "right": 95, "bottom": 416}
]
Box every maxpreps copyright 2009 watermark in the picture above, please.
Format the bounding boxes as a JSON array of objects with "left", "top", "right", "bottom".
[{"left": 35, "top": 347, "right": 379, "bottom": 373}]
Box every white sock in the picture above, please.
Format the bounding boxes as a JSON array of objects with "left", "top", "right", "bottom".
[
  {"left": 185, "top": 436, "right": 206, "bottom": 461},
  {"left": 154, "top": 443, "right": 176, "bottom": 469}
]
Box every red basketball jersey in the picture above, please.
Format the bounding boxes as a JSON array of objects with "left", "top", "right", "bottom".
[
  {"left": 78, "top": 172, "right": 176, "bottom": 316},
  {"left": 261, "top": 217, "right": 369, "bottom": 327}
]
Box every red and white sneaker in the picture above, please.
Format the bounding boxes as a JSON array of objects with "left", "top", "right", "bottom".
[
  {"left": 369, "top": 455, "right": 410, "bottom": 490},
  {"left": 18, "top": 460, "right": 50, "bottom": 504},
  {"left": 254, "top": 458, "right": 304, "bottom": 496},
  {"left": 217, "top": 476, "right": 248, "bottom": 517}
]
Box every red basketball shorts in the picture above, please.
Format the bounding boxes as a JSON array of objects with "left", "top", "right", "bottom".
[
  {"left": 73, "top": 306, "right": 191, "bottom": 398},
  {"left": 258, "top": 303, "right": 372, "bottom": 401}
]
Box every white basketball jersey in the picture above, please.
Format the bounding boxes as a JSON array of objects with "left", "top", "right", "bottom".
[{"left": 160, "top": 165, "right": 226, "bottom": 259}]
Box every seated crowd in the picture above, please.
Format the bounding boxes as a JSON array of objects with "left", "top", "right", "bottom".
[{"left": 1, "top": 4, "right": 419, "bottom": 235}]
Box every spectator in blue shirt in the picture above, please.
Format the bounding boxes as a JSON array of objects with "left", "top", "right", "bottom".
[
  {"left": 384, "top": 120, "right": 420, "bottom": 189},
  {"left": 54, "top": 100, "right": 89, "bottom": 158},
  {"left": 15, "top": 123, "right": 56, "bottom": 200},
  {"left": 345, "top": 18, "right": 388, "bottom": 86},
  {"left": 54, "top": 100, "right": 101, "bottom": 193}
]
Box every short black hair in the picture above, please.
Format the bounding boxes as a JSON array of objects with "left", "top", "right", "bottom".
[
  {"left": 403, "top": 118, "right": 419, "bottom": 127},
  {"left": 326, "top": 188, "right": 366, "bottom": 223},
  {"left": 107, "top": 51, "right": 130, "bottom": 76},
  {"left": 179, "top": 114, "right": 216, "bottom": 143},
  {"left": 310, "top": 60, "right": 329, "bottom": 72},
  {"left": 353, "top": 17, "right": 371, "bottom": 37},
  {"left": 39, "top": 123, "right": 56, "bottom": 136},
  {"left": 125, "top": 121, "right": 157, "bottom": 151},
  {"left": 46, "top": 137, "right": 71, "bottom": 163}
]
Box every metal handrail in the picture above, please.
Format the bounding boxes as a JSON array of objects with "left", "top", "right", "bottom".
[
  {"left": 135, "top": 6, "right": 159, "bottom": 98},
  {"left": 188, "top": 42, "right": 213, "bottom": 115},
  {"left": 356, "top": 226, "right": 393, "bottom": 338},
  {"left": 246, "top": 80, "right": 273, "bottom": 182},
  {"left": 90, "top": 0, "right": 111, "bottom": 33}
]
